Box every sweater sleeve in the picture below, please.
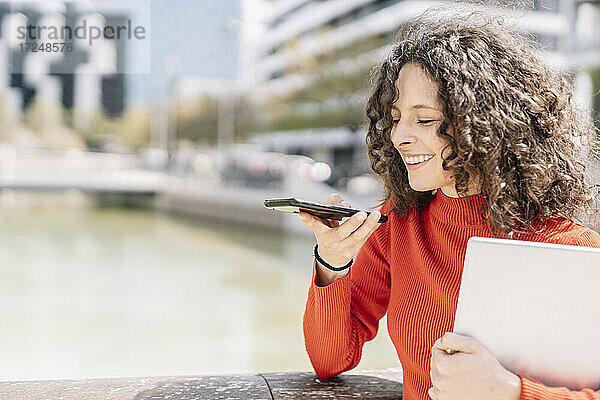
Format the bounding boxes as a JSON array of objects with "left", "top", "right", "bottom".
[
  {"left": 518, "top": 376, "right": 600, "bottom": 400},
  {"left": 518, "top": 227, "right": 600, "bottom": 399},
  {"left": 302, "top": 204, "right": 391, "bottom": 379}
]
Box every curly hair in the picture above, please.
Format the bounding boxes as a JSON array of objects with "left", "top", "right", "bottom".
[{"left": 365, "top": 6, "right": 600, "bottom": 238}]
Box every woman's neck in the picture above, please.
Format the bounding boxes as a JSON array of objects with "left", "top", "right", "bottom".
[
  {"left": 440, "top": 186, "right": 481, "bottom": 198},
  {"left": 440, "top": 177, "right": 482, "bottom": 198}
]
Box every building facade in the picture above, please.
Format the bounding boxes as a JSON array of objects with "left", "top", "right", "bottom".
[
  {"left": 0, "top": 2, "right": 133, "bottom": 120},
  {"left": 246, "top": 0, "right": 600, "bottom": 186}
]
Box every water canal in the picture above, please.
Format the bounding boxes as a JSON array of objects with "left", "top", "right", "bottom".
[{"left": 0, "top": 191, "right": 399, "bottom": 381}]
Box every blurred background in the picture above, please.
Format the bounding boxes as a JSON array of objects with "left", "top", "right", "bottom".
[{"left": 0, "top": 0, "right": 598, "bottom": 381}]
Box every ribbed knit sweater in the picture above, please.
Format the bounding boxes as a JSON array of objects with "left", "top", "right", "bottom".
[{"left": 303, "top": 189, "right": 600, "bottom": 400}]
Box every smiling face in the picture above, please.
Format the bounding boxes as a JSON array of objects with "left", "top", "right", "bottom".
[{"left": 390, "top": 63, "right": 478, "bottom": 198}]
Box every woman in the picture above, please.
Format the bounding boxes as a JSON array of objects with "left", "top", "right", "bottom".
[{"left": 298, "top": 8, "right": 600, "bottom": 400}]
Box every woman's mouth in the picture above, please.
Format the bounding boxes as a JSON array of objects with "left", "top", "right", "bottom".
[{"left": 405, "top": 155, "right": 434, "bottom": 170}]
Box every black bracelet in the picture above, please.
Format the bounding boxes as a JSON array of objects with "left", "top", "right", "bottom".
[{"left": 314, "top": 244, "right": 353, "bottom": 271}]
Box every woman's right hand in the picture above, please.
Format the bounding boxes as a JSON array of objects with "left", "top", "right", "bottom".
[{"left": 298, "top": 193, "right": 382, "bottom": 286}]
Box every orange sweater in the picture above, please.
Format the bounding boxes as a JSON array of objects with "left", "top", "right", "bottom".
[{"left": 303, "top": 189, "right": 600, "bottom": 400}]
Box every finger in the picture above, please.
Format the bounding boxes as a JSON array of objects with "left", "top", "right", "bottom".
[
  {"left": 436, "top": 332, "right": 479, "bottom": 354},
  {"left": 325, "top": 193, "right": 344, "bottom": 206},
  {"left": 430, "top": 340, "right": 459, "bottom": 374},
  {"left": 344, "top": 210, "right": 381, "bottom": 243},
  {"left": 431, "top": 343, "right": 444, "bottom": 364},
  {"left": 298, "top": 211, "right": 331, "bottom": 234},
  {"left": 431, "top": 346, "right": 457, "bottom": 378},
  {"left": 319, "top": 194, "right": 348, "bottom": 228},
  {"left": 298, "top": 211, "right": 311, "bottom": 225},
  {"left": 432, "top": 337, "right": 459, "bottom": 356},
  {"left": 431, "top": 346, "right": 455, "bottom": 357},
  {"left": 297, "top": 210, "right": 339, "bottom": 228},
  {"left": 335, "top": 210, "right": 368, "bottom": 238},
  {"left": 430, "top": 348, "right": 443, "bottom": 383},
  {"left": 428, "top": 387, "right": 440, "bottom": 400},
  {"left": 317, "top": 215, "right": 339, "bottom": 228}
]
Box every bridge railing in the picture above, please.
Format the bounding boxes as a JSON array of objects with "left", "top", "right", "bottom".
[
  {"left": 0, "top": 368, "right": 403, "bottom": 399},
  {"left": 0, "top": 147, "right": 142, "bottom": 176}
]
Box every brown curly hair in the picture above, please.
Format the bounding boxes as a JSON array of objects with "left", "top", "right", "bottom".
[{"left": 365, "top": 7, "right": 600, "bottom": 238}]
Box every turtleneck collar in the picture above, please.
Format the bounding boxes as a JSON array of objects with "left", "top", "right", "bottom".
[{"left": 428, "top": 188, "right": 487, "bottom": 226}]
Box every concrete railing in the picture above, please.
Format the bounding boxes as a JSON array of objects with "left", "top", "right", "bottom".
[{"left": 0, "top": 368, "right": 403, "bottom": 399}]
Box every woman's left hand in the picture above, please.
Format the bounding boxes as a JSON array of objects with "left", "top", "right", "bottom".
[{"left": 429, "top": 332, "right": 522, "bottom": 400}]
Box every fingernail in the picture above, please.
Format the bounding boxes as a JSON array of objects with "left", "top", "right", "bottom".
[{"left": 356, "top": 212, "right": 367, "bottom": 220}]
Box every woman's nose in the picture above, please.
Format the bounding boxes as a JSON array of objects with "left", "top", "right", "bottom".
[{"left": 391, "top": 121, "right": 416, "bottom": 148}]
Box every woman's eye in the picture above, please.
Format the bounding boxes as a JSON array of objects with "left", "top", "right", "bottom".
[{"left": 417, "top": 120, "right": 436, "bottom": 125}]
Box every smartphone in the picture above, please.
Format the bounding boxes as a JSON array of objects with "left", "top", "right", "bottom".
[{"left": 264, "top": 197, "right": 388, "bottom": 223}]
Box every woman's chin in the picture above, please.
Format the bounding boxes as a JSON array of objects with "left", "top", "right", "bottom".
[{"left": 408, "top": 182, "right": 437, "bottom": 192}]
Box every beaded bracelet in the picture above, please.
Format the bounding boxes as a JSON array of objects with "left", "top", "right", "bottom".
[{"left": 313, "top": 243, "right": 353, "bottom": 271}]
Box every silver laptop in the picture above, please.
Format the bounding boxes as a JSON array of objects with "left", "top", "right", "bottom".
[{"left": 453, "top": 236, "right": 600, "bottom": 390}]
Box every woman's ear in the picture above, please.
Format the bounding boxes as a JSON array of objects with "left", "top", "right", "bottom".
[{"left": 446, "top": 121, "right": 457, "bottom": 138}]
